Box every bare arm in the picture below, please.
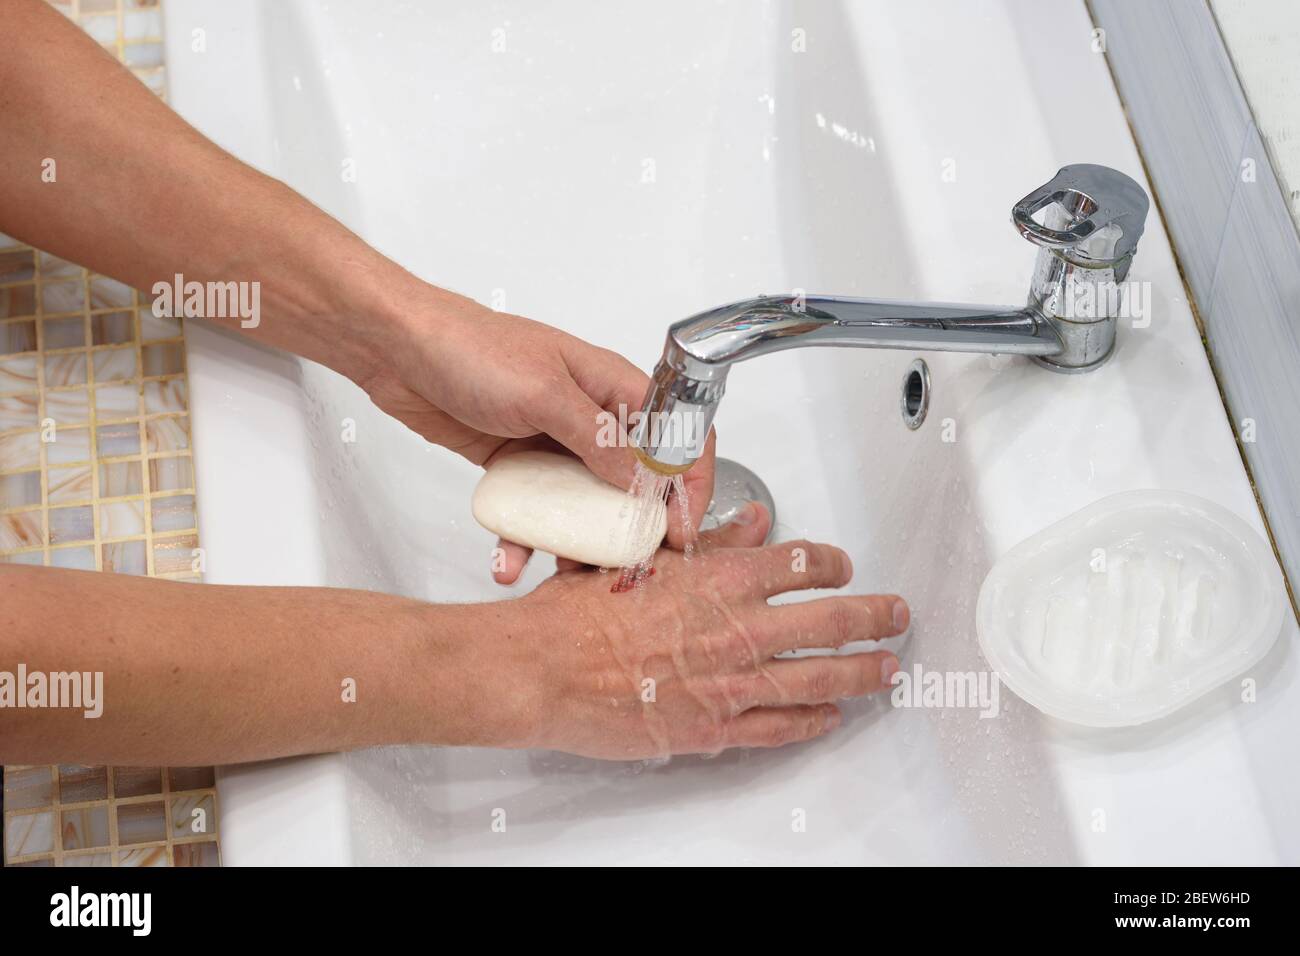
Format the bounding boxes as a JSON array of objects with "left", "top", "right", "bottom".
[
  {"left": 2, "top": 511, "right": 905, "bottom": 767},
  {"left": 0, "top": 0, "right": 399, "bottom": 377},
  {"left": 0, "top": 565, "right": 504, "bottom": 766},
  {"left": 0, "top": 0, "right": 715, "bottom": 567}
]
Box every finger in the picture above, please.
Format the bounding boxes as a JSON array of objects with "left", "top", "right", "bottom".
[
  {"left": 551, "top": 341, "right": 651, "bottom": 492},
  {"left": 666, "top": 428, "right": 716, "bottom": 550},
  {"left": 555, "top": 557, "right": 586, "bottom": 573},
  {"left": 721, "top": 704, "right": 842, "bottom": 750},
  {"left": 563, "top": 340, "right": 649, "bottom": 413},
  {"left": 526, "top": 381, "right": 638, "bottom": 493},
  {"left": 735, "top": 651, "right": 899, "bottom": 708},
  {"left": 480, "top": 434, "right": 567, "bottom": 470},
  {"left": 697, "top": 501, "right": 770, "bottom": 550},
  {"left": 718, "top": 539, "right": 854, "bottom": 597},
  {"left": 756, "top": 594, "right": 910, "bottom": 653},
  {"left": 492, "top": 538, "right": 532, "bottom": 585}
]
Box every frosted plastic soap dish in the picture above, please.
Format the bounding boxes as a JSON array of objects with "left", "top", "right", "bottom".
[{"left": 976, "top": 490, "right": 1287, "bottom": 727}]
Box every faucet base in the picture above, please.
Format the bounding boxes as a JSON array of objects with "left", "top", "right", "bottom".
[{"left": 1031, "top": 348, "right": 1115, "bottom": 374}]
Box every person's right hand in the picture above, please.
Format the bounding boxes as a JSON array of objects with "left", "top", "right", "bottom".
[
  {"left": 357, "top": 295, "right": 717, "bottom": 584},
  {"left": 472, "top": 504, "right": 909, "bottom": 760}
]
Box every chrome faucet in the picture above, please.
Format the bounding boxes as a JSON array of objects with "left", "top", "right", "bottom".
[{"left": 631, "top": 164, "right": 1149, "bottom": 474}]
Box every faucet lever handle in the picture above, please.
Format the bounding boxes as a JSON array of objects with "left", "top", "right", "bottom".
[{"left": 1012, "top": 164, "right": 1149, "bottom": 265}]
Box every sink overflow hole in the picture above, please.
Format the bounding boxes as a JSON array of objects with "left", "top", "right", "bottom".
[{"left": 901, "top": 358, "right": 930, "bottom": 430}]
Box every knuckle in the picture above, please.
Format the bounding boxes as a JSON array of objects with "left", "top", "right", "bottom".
[
  {"left": 826, "top": 601, "right": 860, "bottom": 643},
  {"left": 793, "top": 540, "right": 821, "bottom": 573},
  {"left": 779, "top": 539, "right": 812, "bottom": 566},
  {"left": 807, "top": 543, "right": 847, "bottom": 583},
  {"left": 796, "top": 712, "right": 822, "bottom": 740},
  {"left": 814, "top": 707, "right": 836, "bottom": 734},
  {"left": 848, "top": 658, "right": 876, "bottom": 696},
  {"left": 762, "top": 721, "right": 794, "bottom": 748},
  {"left": 721, "top": 675, "right": 757, "bottom": 711},
  {"left": 731, "top": 643, "right": 759, "bottom": 670},
  {"left": 806, "top": 667, "right": 835, "bottom": 701}
]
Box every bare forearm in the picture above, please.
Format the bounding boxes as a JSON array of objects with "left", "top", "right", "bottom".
[
  {"left": 0, "top": 565, "right": 513, "bottom": 765},
  {"left": 0, "top": 0, "right": 463, "bottom": 379}
]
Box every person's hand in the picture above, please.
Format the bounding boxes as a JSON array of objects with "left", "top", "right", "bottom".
[
  {"left": 467, "top": 504, "right": 909, "bottom": 760},
  {"left": 357, "top": 290, "right": 715, "bottom": 582}
]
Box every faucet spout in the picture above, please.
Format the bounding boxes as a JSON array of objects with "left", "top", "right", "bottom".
[
  {"left": 631, "top": 164, "right": 1149, "bottom": 475},
  {"left": 630, "top": 296, "right": 1060, "bottom": 474},
  {"left": 669, "top": 295, "right": 1061, "bottom": 368}
]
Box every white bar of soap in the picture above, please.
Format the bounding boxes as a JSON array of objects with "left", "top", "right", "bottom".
[{"left": 471, "top": 451, "right": 667, "bottom": 568}]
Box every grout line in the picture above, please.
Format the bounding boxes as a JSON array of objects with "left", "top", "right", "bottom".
[
  {"left": 0, "top": 528, "right": 199, "bottom": 548},
  {"left": 8, "top": 835, "right": 218, "bottom": 868},
  {"left": 9, "top": 787, "right": 213, "bottom": 815},
  {"left": 106, "top": 763, "right": 119, "bottom": 867},
  {"left": 161, "top": 767, "right": 172, "bottom": 865},
  {"left": 51, "top": 765, "right": 63, "bottom": 866},
  {"left": 115, "top": 0, "right": 125, "bottom": 63},
  {"left": 86, "top": 265, "right": 103, "bottom": 572},
  {"left": 35, "top": 251, "right": 50, "bottom": 566},
  {"left": 135, "top": 289, "right": 156, "bottom": 577}
]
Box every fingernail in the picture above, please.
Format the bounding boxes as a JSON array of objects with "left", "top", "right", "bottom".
[
  {"left": 825, "top": 706, "right": 843, "bottom": 730},
  {"left": 880, "top": 655, "right": 900, "bottom": 685},
  {"left": 892, "top": 599, "right": 910, "bottom": 632},
  {"left": 732, "top": 502, "right": 757, "bottom": 526}
]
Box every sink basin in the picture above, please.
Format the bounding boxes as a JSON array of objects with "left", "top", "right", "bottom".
[{"left": 166, "top": 0, "right": 1299, "bottom": 864}]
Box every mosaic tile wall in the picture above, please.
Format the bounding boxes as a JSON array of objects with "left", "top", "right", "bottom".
[{"left": 1, "top": 0, "right": 220, "bottom": 867}]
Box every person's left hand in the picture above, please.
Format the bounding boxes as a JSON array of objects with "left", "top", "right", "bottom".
[{"left": 356, "top": 293, "right": 716, "bottom": 583}]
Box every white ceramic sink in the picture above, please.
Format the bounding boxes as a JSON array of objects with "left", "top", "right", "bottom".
[{"left": 164, "top": 0, "right": 1299, "bottom": 864}]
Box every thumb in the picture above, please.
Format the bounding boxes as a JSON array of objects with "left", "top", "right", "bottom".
[
  {"left": 699, "top": 502, "right": 771, "bottom": 550},
  {"left": 528, "top": 382, "right": 637, "bottom": 491}
]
